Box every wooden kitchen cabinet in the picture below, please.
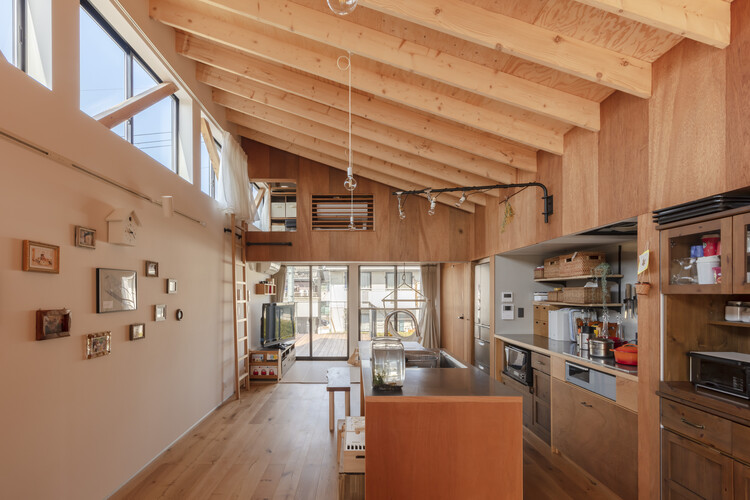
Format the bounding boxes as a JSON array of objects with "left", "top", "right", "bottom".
[
  {"left": 660, "top": 218, "right": 733, "bottom": 294},
  {"left": 732, "top": 212, "right": 750, "bottom": 294},
  {"left": 500, "top": 371, "right": 532, "bottom": 429},
  {"left": 530, "top": 358, "right": 551, "bottom": 444},
  {"left": 735, "top": 461, "right": 750, "bottom": 500},
  {"left": 552, "top": 378, "right": 637, "bottom": 500},
  {"left": 661, "top": 429, "right": 733, "bottom": 500}
]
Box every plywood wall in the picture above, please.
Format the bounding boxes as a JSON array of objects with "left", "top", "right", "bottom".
[{"left": 243, "top": 139, "right": 474, "bottom": 262}]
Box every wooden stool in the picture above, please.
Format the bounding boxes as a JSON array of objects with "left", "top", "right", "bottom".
[{"left": 327, "top": 368, "right": 351, "bottom": 432}]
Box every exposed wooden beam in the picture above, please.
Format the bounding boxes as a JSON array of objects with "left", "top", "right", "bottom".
[
  {"left": 177, "top": 33, "right": 537, "bottom": 171},
  {"left": 199, "top": 117, "right": 221, "bottom": 178},
  {"left": 95, "top": 82, "right": 177, "bottom": 129},
  {"left": 574, "top": 0, "right": 730, "bottom": 48},
  {"left": 240, "top": 131, "right": 477, "bottom": 213},
  {"left": 150, "top": 0, "right": 565, "bottom": 153},
  {"left": 235, "top": 124, "right": 489, "bottom": 208},
  {"left": 219, "top": 96, "right": 509, "bottom": 190},
  {"left": 195, "top": 0, "right": 600, "bottom": 130},
  {"left": 198, "top": 65, "right": 519, "bottom": 181},
  {"left": 254, "top": 187, "right": 266, "bottom": 210},
  {"left": 356, "top": 0, "right": 652, "bottom": 97}
]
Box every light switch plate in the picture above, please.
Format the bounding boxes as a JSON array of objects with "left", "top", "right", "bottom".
[
  {"left": 501, "top": 291, "right": 513, "bottom": 303},
  {"left": 501, "top": 304, "right": 515, "bottom": 320}
]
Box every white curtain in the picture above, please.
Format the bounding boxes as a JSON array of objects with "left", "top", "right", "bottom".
[
  {"left": 273, "top": 266, "right": 287, "bottom": 302},
  {"left": 218, "top": 132, "right": 255, "bottom": 222},
  {"left": 420, "top": 264, "right": 440, "bottom": 349}
]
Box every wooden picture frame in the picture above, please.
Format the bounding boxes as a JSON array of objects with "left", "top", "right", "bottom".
[
  {"left": 86, "top": 332, "right": 111, "bottom": 359},
  {"left": 36, "top": 309, "right": 72, "bottom": 341},
  {"left": 130, "top": 323, "right": 145, "bottom": 340},
  {"left": 22, "top": 240, "right": 60, "bottom": 273},
  {"left": 97, "top": 268, "right": 137, "bottom": 313},
  {"left": 74, "top": 226, "right": 96, "bottom": 249},
  {"left": 166, "top": 279, "right": 177, "bottom": 294},
  {"left": 145, "top": 260, "right": 159, "bottom": 277},
  {"left": 154, "top": 304, "right": 166, "bottom": 322}
]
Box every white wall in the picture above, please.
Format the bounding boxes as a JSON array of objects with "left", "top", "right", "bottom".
[{"left": 0, "top": 2, "right": 236, "bottom": 497}]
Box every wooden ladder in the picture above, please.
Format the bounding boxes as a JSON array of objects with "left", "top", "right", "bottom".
[{"left": 230, "top": 214, "right": 250, "bottom": 400}]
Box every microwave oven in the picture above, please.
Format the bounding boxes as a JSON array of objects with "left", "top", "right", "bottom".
[
  {"left": 503, "top": 345, "right": 533, "bottom": 386},
  {"left": 689, "top": 351, "right": 750, "bottom": 400}
]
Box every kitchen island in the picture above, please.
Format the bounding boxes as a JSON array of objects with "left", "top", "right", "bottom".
[{"left": 359, "top": 341, "right": 523, "bottom": 499}]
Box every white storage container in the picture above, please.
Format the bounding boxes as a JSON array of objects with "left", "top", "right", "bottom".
[
  {"left": 271, "top": 202, "right": 286, "bottom": 218},
  {"left": 286, "top": 202, "right": 297, "bottom": 218},
  {"left": 696, "top": 255, "right": 720, "bottom": 284},
  {"left": 271, "top": 223, "right": 285, "bottom": 232}
]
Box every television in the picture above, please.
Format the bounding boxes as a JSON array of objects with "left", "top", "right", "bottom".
[{"left": 261, "top": 303, "right": 296, "bottom": 347}]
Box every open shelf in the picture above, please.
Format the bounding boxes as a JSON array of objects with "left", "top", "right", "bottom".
[
  {"left": 708, "top": 320, "right": 750, "bottom": 328},
  {"left": 535, "top": 274, "right": 623, "bottom": 282},
  {"left": 540, "top": 301, "right": 623, "bottom": 308}
]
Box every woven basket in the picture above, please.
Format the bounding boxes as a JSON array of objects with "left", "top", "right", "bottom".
[
  {"left": 562, "top": 287, "right": 611, "bottom": 304},
  {"left": 560, "top": 252, "right": 607, "bottom": 277},
  {"left": 534, "top": 267, "right": 545, "bottom": 279},
  {"left": 544, "top": 256, "right": 561, "bottom": 278},
  {"left": 547, "top": 290, "right": 563, "bottom": 302}
]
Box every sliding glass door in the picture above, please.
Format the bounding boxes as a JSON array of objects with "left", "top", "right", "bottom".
[{"left": 282, "top": 265, "right": 348, "bottom": 359}]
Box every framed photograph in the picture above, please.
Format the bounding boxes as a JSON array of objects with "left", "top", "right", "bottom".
[
  {"left": 22, "top": 240, "right": 60, "bottom": 273},
  {"left": 86, "top": 332, "right": 111, "bottom": 359},
  {"left": 36, "top": 309, "right": 72, "bottom": 341},
  {"left": 97, "top": 268, "right": 137, "bottom": 313},
  {"left": 74, "top": 226, "right": 96, "bottom": 249},
  {"left": 166, "top": 279, "right": 177, "bottom": 294},
  {"left": 130, "top": 323, "right": 145, "bottom": 341},
  {"left": 145, "top": 260, "right": 159, "bottom": 277},
  {"left": 154, "top": 304, "right": 166, "bottom": 322}
]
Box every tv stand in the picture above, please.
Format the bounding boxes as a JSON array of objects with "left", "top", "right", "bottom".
[{"left": 249, "top": 343, "right": 296, "bottom": 382}]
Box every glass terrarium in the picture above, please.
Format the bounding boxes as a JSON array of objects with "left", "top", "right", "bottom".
[{"left": 371, "top": 337, "right": 405, "bottom": 390}]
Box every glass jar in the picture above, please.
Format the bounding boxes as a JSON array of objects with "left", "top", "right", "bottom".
[
  {"left": 371, "top": 337, "right": 405, "bottom": 390},
  {"left": 726, "top": 301, "right": 743, "bottom": 322}
]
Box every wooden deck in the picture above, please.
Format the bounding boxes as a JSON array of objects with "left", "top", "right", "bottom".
[
  {"left": 111, "top": 383, "right": 619, "bottom": 499},
  {"left": 293, "top": 332, "right": 347, "bottom": 358}
]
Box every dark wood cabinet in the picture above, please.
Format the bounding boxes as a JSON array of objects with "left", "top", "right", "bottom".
[
  {"left": 733, "top": 212, "right": 750, "bottom": 294},
  {"left": 530, "top": 366, "right": 551, "bottom": 444},
  {"left": 661, "top": 429, "right": 733, "bottom": 500},
  {"left": 552, "top": 378, "right": 638, "bottom": 500},
  {"left": 734, "top": 461, "right": 750, "bottom": 500}
]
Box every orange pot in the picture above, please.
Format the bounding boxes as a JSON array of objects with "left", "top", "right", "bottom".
[{"left": 612, "top": 343, "right": 638, "bottom": 366}]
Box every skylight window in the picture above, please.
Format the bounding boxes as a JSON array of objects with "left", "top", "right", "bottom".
[{"left": 79, "top": 1, "right": 178, "bottom": 171}]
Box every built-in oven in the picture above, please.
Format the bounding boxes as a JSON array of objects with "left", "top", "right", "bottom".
[{"left": 503, "top": 344, "right": 532, "bottom": 386}]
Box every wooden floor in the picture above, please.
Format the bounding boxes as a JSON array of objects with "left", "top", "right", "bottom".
[
  {"left": 112, "top": 382, "right": 620, "bottom": 500},
  {"left": 293, "top": 332, "right": 347, "bottom": 358}
]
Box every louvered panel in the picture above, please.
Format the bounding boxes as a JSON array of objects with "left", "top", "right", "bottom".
[{"left": 312, "top": 194, "right": 374, "bottom": 231}]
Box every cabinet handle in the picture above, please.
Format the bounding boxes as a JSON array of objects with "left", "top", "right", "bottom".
[
  {"left": 580, "top": 402, "right": 593, "bottom": 408},
  {"left": 536, "top": 360, "right": 546, "bottom": 366},
  {"left": 680, "top": 417, "right": 705, "bottom": 430}
]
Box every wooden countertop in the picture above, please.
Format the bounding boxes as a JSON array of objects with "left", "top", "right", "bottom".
[{"left": 496, "top": 334, "right": 638, "bottom": 381}]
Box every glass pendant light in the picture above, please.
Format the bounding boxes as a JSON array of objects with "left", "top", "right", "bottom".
[{"left": 327, "top": 0, "right": 357, "bottom": 16}]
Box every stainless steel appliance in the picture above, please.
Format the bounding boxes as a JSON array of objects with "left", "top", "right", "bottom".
[
  {"left": 565, "top": 361, "right": 616, "bottom": 401},
  {"left": 474, "top": 262, "right": 491, "bottom": 374},
  {"left": 689, "top": 351, "right": 750, "bottom": 399},
  {"left": 503, "top": 344, "right": 532, "bottom": 386}
]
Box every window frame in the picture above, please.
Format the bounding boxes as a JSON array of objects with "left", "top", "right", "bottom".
[
  {"left": 80, "top": 0, "right": 179, "bottom": 173},
  {"left": 359, "top": 265, "right": 422, "bottom": 340},
  {"left": 3, "top": 0, "right": 26, "bottom": 71}
]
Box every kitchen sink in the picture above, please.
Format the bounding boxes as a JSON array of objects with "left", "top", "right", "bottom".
[{"left": 405, "top": 350, "right": 467, "bottom": 369}]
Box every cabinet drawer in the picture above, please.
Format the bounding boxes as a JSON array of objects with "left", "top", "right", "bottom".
[
  {"left": 533, "top": 370, "right": 551, "bottom": 403},
  {"left": 533, "top": 304, "right": 549, "bottom": 322},
  {"left": 533, "top": 320, "right": 548, "bottom": 337},
  {"left": 531, "top": 352, "right": 551, "bottom": 375},
  {"left": 733, "top": 422, "right": 750, "bottom": 464},
  {"left": 661, "top": 400, "right": 732, "bottom": 454}
]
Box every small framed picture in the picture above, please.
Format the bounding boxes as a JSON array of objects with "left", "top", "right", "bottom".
[
  {"left": 22, "top": 240, "right": 60, "bottom": 273},
  {"left": 86, "top": 332, "right": 111, "bottom": 359},
  {"left": 74, "top": 226, "right": 96, "bottom": 249},
  {"left": 130, "top": 323, "right": 145, "bottom": 340},
  {"left": 166, "top": 279, "right": 177, "bottom": 294},
  {"left": 36, "top": 309, "right": 72, "bottom": 341},
  {"left": 97, "top": 268, "right": 137, "bottom": 313},
  {"left": 145, "top": 260, "right": 159, "bottom": 278},
  {"left": 154, "top": 304, "right": 166, "bottom": 322}
]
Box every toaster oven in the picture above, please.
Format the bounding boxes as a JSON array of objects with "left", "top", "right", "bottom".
[{"left": 689, "top": 351, "right": 750, "bottom": 399}]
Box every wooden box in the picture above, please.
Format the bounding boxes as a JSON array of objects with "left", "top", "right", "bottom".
[
  {"left": 534, "top": 266, "right": 545, "bottom": 279},
  {"left": 560, "top": 252, "right": 607, "bottom": 277},
  {"left": 547, "top": 290, "right": 563, "bottom": 302},
  {"left": 562, "top": 286, "right": 610, "bottom": 304}
]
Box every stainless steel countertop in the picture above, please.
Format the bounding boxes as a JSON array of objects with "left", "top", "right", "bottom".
[{"left": 497, "top": 334, "right": 638, "bottom": 377}]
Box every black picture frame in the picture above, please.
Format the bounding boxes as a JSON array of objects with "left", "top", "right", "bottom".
[{"left": 96, "top": 268, "right": 137, "bottom": 313}]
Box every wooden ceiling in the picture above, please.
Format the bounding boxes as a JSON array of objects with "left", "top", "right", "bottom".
[{"left": 150, "top": 0, "right": 731, "bottom": 212}]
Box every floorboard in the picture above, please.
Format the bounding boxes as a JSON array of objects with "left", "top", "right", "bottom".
[{"left": 112, "top": 377, "right": 620, "bottom": 499}]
